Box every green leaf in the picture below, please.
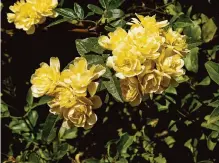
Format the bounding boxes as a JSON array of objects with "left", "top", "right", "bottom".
[
  {"left": 154, "top": 154, "right": 167, "bottom": 163},
  {"left": 37, "top": 149, "right": 51, "bottom": 161},
  {"left": 202, "top": 106, "right": 219, "bottom": 132},
  {"left": 197, "top": 76, "right": 211, "bottom": 86},
  {"left": 174, "top": 75, "right": 189, "bottom": 83},
  {"left": 186, "top": 6, "right": 193, "bottom": 17},
  {"left": 75, "top": 37, "right": 104, "bottom": 56},
  {"left": 202, "top": 18, "right": 217, "bottom": 42},
  {"left": 116, "top": 158, "right": 128, "bottom": 163},
  {"left": 74, "top": 3, "right": 84, "bottom": 19},
  {"left": 184, "top": 47, "right": 199, "bottom": 73},
  {"left": 46, "top": 18, "right": 68, "bottom": 28},
  {"left": 184, "top": 138, "right": 198, "bottom": 159},
  {"left": 104, "top": 25, "right": 115, "bottom": 32},
  {"left": 39, "top": 96, "right": 53, "bottom": 105},
  {"left": 165, "top": 3, "right": 182, "bottom": 16},
  {"left": 83, "top": 158, "right": 101, "bottom": 163},
  {"left": 164, "top": 136, "right": 175, "bottom": 148},
  {"left": 102, "top": 70, "right": 123, "bottom": 103},
  {"left": 55, "top": 143, "right": 68, "bottom": 159},
  {"left": 99, "top": 0, "right": 109, "bottom": 9},
  {"left": 189, "top": 99, "right": 202, "bottom": 113},
  {"left": 207, "top": 45, "right": 219, "bottom": 60},
  {"left": 205, "top": 61, "right": 219, "bottom": 85},
  {"left": 117, "top": 133, "right": 134, "bottom": 155},
  {"left": 9, "top": 119, "right": 30, "bottom": 132},
  {"left": 26, "top": 88, "right": 33, "bottom": 106},
  {"left": 84, "top": 55, "right": 104, "bottom": 67},
  {"left": 28, "top": 153, "right": 40, "bottom": 163},
  {"left": 207, "top": 131, "right": 219, "bottom": 151},
  {"left": 155, "top": 100, "right": 170, "bottom": 112},
  {"left": 62, "top": 127, "right": 78, "bottom": 139},
  {"left": 47, "top": 128, "right": 57, "bottom": 143},
  {"left": 1, "top": 102, "right": 10, "bottom": 118},
  {"left": 42, "top": 113, "right": 59, "bottom": 142},
  {"left": 108, "top": 0, "right": 125, "bottom": 9},
  {"left": 184, "top": 23, "right": 202, "bottom": 41},
  {"left": 105, "top": 9, "right": 124, "bottom": 19},
  {"left": 87, "top": 4, "right": 104, "bottom": 15},
  {"left": 55, "top": 8, "right": 76, "bottom": 19},
  {"left": 173, "top": 15, "right": 193, "bottom": 28},
  {"left": 165, "top": 85, "right": 177, "bottom": 95},
  {"left": 28, "top": 110, "right": 38, "bottom": 127},
  {"left": 208, "top": 100, "right": 219, "bottom": 108},
  {"left": 110, "top": 19, "right": 126, "bottom": 28}
]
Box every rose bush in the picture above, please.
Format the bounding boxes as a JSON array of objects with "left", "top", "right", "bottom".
[{"left": 1, "top": 0, "right": 219, "bottom": 163}]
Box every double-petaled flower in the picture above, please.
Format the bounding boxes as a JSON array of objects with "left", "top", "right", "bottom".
[
  {"left": 7, "top": 0, "right": 58, "bottom": 34},
  {"left": 31, "top": 57, "right": 106, "bottom": 129}
]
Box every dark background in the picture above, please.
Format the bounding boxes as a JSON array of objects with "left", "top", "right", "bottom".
[{"left": 1, "top": 0, "right": 219, "bottom": 162}]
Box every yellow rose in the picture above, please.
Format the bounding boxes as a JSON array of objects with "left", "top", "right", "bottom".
[
  {"left": 7, "top": 0, "right": 43, "bottom": 34},
  {"left": 156, "top": 48, "right": 185, "bottom": 77},
  {"left": 31, "top": 57, "right": 60, "bottom": 97},
  {"left": 138, "top": 69, "right": 171, "bottom": 94},
  {"left": 127, "top": 24, "right": 163, "bottom": 60},
  {"left": 129, "top": 14, "right": 168, "bottom": 34},
  {"left": 48, "top": 86, "right": 77, "bottom": 115},
  {"left": 163, "top": 28, "right": 189, "bottom": 55},
  {"left": 120, "top": 77, "right": 142, "bottom": 106},
  {"left": 62, "top": 96, "right": 102, "bottom": 129},
  {"left": 61, "top": 57, "right": 106, "bottom": 96},
  {"left": 27, "top": 0, "right": 58, "bottom": 17},
  {"left": 98, "top": 27, "right": 127, "bottom": 50},
  {"left": 107, "top": 42, "right": 144, "bottom": 79}
]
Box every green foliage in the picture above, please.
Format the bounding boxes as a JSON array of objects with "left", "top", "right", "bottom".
[
  {"left": 87, "top": 4, "right": 104, "bottom": 15},
  {"left": 205, "top": 61, "right": 219, "bottom": 85},
  {"left": 42, "top": 113, "right": 59, "bottom": 143},
  {"left": 202, "top": 18, "right": 217, "bottom": 43},
  {"left": 2, "top": 0, "right": 219, "bottom": 163},
  {"left": 202, "top": 106, "right": 219, "bottom": 132},
  {"left": 75, "top": 37, "right": 104, "bottom": 56}
]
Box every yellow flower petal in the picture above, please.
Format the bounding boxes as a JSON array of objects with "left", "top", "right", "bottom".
[
  {"left": 90, "top": 95, "right": 102, "bottom": 109},
  {"left": 88, "top": 82, "right": 99, "bottom": 97}
]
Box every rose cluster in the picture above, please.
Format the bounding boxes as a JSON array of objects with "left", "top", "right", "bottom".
[
  {"left": 7, "top": 0, "right": 58, "bottom": 34},
  {"left": 98, "top": 14, "right": 189, "bottom": 106},
  {"left": 30, "top": 57, "right": 106, "bottom": 129}
]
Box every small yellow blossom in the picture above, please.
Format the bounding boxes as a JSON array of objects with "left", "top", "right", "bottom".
[
  {"left": 120, "top": 77, "right": 142, "bottom": 106},
  {"left": 129, "top": 14, "right": 168, "bottom": 34},
  {"left": 48, "top": 86, "right": 77, "bottom": 115},
  {"left": 61, "top": 57, "right": 106, "bottom": 96},
  {"left": 138, "top": 69, "right": 171, "bottom": 94},
  {"left": 31, "top": 57, "right": 60, "bottom": 97},
  {"left": 163, "top": 28, "right": 189, "bottom": 55},
  {"left": 27, "top": 0, "right": 58, "bottom": 17},
  {"left": 107, "top": 42, "right": 144, "bottom": 79},
  {"left": 62, "top": 96, "right": 102, "bottom": 129},
  {"left": 98, "top": 27, "right": 127, "bottom": 50},
  {"left": 7, "top": 0, "right": 42, "bottom": 34},
  {"left": 156, "top": 48, "right": 185, "bottom": 77}
]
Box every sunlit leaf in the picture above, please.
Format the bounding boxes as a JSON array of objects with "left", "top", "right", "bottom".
[
  {"left": 184, "top": 47, "right": 199, "bottom": 73},
  {"left": 42, "top": 113, "right": 59, "bottom": 142},
  {"left": 75, "top": 37, "right": 104, "bottom": 56},
  {"left": 202, "top": 106, "right": 219, "bottom": 132},
  {"left": 87, "top": 4, "right": 104, "bottom": 15},
  {"left": 202, "top": 18, "right": 217, "bottom": 42},
  {"left": 55, "top": 8, "right": 77, "bottom": 19},
  {"left": 205, "top": 61, "right": 219, "bottom": 85},
  {"left": 207, "top": 131, "right": 219, "bottom": 151},
  {"left": 117, "top": 133, "right": 134, "bottom": 155},
  {"left": 197, "top": 76, "right": 211, "bottom": 86},
  {"left": 74, "top": 3, "right": 84, "bottom": 19}
]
